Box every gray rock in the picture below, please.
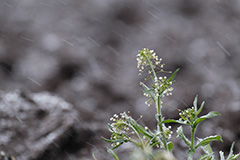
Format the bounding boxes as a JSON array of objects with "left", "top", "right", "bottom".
[{"left": 0, "top": 90, "right": 93, "bottom": 160}]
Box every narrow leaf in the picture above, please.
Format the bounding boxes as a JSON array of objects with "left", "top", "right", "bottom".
[
  {"left": 127, "top": 117, "right": 158, "bottom": 147},
  {"left": 150, "top": 141, "right": 160, "bottom": 147},
  {"left": 193, "top": 111, "right": 221, "bottom": 128},
  {"left": 227, "top": 142, "right": 235, "bottom": 159},
  {"left": 138, "top": 126, "right": 153, "bottom": 138},
  {"left": 163, "top": 119, "right": 188, "bottom": 125},
  {"left": 199, "top": 144, "right": 216, "bottom": 160},
  {"left": 168, "top": 142, "right": 174, "bottom": 152},
  {"left": 201, "top": 144, "right": 213, "bottom": 155},
  {"left": 143, "top": 89, "right": 155, "bottom": 93},
  {"left": 177, "top": 126, "right": 191, "bottom": 147},
  {"left": 130, "top": 119, "right": 154, "bottom": 139},
  {"left": 111, "top": 142, "right": 124, "bottom": 150},
  {"left": 193, "top": 95, "right": 198, "bottom": 112},
  {"left": 127, "top": 117, "right": 142, "bottom": 136},
  {"left": 92, "top": 152, "right": 98, "bottom": 160},
  {"left": 230, "top": 153, "right": 240, "bottom": 160},
  {"left": 102, "top": 137, "right": 113, "bottom": 143},
  {"left": 102, "top": 137, "right": 127, "bottom": 149},
  {"left": 107, "top": 148, "right": 119, "bottom": 160},
  {"left": 196, "top": 101, "right": 205, "bottom": 117},
  {"left": 195, "top": 135, "right": 223, "bottom": 149},
  {"left": 198, "top": 153, "right": 215, "bottom": 160},
  {"left": 227, "top": 142, "right": 240, "bottom": 160},
  {"left": 167, "top": 68, "right": 180, "bottom": 82},
  {"left": 140, "top": 82, "right": 156, "bottom": 100},
  {"left": 219, "top": 151, "right": 225, "bottom": 160},
  {"left": 107, "top": 123, "right": 114, "bottom": 133}
]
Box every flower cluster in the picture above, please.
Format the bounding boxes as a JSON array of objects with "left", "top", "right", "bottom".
[
  {"left": 142, "top": 75, "right": 174, "bottom": 107},
  {"left": 163, "top": 125, "right": 173, "bottom": 139},
  {"left": 108, "top": 112, "right": 134, "bottom": 148},
  {"left": 107, "top": 111, "right": 162, "bottom": 150},
  {"left": 136, "top": 48, "right": 163, "bottom": 75},
  {"left": 154, "top": 76, "right": 173, "bottom": 97},
  {"left": 137, "top": 48, "right": 175, "bottom": 107},
  {"left": 155, "top": 125, "right": 173, "bottom": 149},
  {"left": 179, "top": 107, "right": 195, "bottom": 125}
]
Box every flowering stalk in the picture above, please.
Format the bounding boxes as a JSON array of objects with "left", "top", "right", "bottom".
[{"left": 137, "top": 48, "right": 178, "bottom": 151}]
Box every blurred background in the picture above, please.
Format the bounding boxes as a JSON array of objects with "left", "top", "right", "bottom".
[{"left": 0, "top": 0, "right": 240, "bottom": 159}]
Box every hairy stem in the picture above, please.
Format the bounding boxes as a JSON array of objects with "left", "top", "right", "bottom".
[
  {"left": 143, "top": 50, "right": 170, "bottom": 151},
  {"left": 188, "top": 127, "right": 196, "bottom": 160},
  {"left": 191, "top": 128, "right": 195, "bottom": 150},
  {"left": 156, "top": 97, "right": 169, "bottom": 151}
]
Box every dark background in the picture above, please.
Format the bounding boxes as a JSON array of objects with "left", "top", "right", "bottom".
[{"left": 0, "top": 0, "right": 240, "bottom": 159}]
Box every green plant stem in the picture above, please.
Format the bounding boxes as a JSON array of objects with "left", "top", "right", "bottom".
[
  {"left": 191, "top": 128, "right": 195, "bottom": 150},
  {"left": 188, "top": 127, "right": 196, "bottom": 160},
  {"left": 127, "top": 122, "right": 145, "bottom": 149},
  {"left": 143, "top": 51, "right": 169, "bottom": 151},
  {"left": 157, "top": 96, "right": 161, "bottom": 115},
  {"left": 142, "top": 52, "right": 157, "bottom": 82},
  {"left": 156, "top": 96, "right": 169, "bottom": 151}
]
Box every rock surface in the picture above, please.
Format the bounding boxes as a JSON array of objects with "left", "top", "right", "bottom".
[{"left": 0, "top": 90, "right": 98, "bottom": 160}]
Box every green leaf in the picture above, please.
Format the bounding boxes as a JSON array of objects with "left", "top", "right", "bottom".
[
  {"left": 129, "top": 119, "right": 154, "bottom": 139},
  {"left": 198, "top": 144, "right": 216, "bottom": 160},
  {"left": 107, "top": 123, "right": 114, "bottom": 133},
  {"left": 112, "top": 142, "right": 124, "bottom": 150},
  {"left": 167, "top": 68, "right": 180, "bottom": 83},
  {"left": 201, "top": 144, "right": 214, "bottom": 155},
  {"left": 92, "top": 152, "right": 98, "bottom": 160},
  {"left": 194, "top": 135, "right": 223, "bottom": 149},
  {"left": 140, "top": 82, "right": 156, "bottom": 100},
  {"left": 137, "top": 125, "right": 154, "bottom": 139},
  {"left": 193, "top": 111, "right": 221, "bottom": 128},
  {"left": 107, "top": 148, "right": 119, "bottom": 160},
  {"left": 102, "top": 137, "right": 113, "bottom": 143},
  {"left": 177, "top": 126, "right": 191, "bottom": 147},
  {"left": 168, "top": 142, "right": 174, "bottom": 152},
  {"left": 198, "top": 154, "right": 215, "bottom": 160},
  {"left": 102, "top": 137, "right": 126, "bottom": 149},
  {"left": 158, "top": 69, "right": 179, "bottom": 97},
  {"left": 227, "top": 142, "right": 235, "bottom": 159},
  {"left": 150, "top": 141, "right": 161, "bottom": 147},
  {"left": 127, "top": 117, "right": 162, "bottom": 148},
  {"left": 219, "top": 151, "right": 225, "bottom": 160},
  {"left": 163, "top": 119, "right": 188, "bottom": 125},
  {"left": 127, "top": 117, "right": 142, "bottom": 136},
  {"left": 196, "top": 101, "right": 205, "bottom": 117},
  {"left": 229, "top": 153, "right": 240, "bottom": 160},
  {"left": 143, "top": 88, "right": 155, "bottom": 94},
  {"left": 226, "top": 142, "right": 240, "bottom": 160},
  {"left": 193, "top": 95, "right": 198, "bottom": 112}
]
